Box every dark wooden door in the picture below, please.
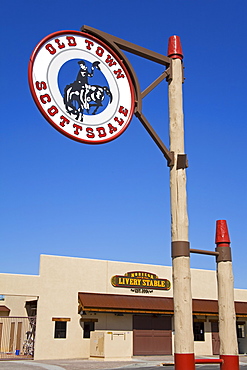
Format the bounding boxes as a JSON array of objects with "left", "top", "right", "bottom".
[
  {"left": 0, "top": 323, "right": 3, "bottom": 351},
  {"left": 9, "top": 322, "right": 15, "bottom": 352},
  {"left": 16, "top": 322, "right": 22, "bottom": 351},
  {"left": 133, "top": 315, "right": 172, "bottom": 355},
  {"left": 211, "top": 321, "right": 220, "bottom": 355}
]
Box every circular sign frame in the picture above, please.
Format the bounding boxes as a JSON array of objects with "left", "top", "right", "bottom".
[{"left": 28, "top": 30, "right": 135, "bottom": 144}]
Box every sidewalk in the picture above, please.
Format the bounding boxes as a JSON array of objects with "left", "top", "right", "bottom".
[
  {"left": 34, "top": 355, "right": 247, "bottom": 369},
  {"left": 0, "top": 355, "right": 246, "bottom": 370},
  {"left": 34, "top": 356, "right": 174, "bottom": 369}
]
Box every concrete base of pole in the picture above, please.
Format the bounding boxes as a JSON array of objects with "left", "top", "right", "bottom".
[
  {"left": 174, "top": 353, "right": 195, "bottom": 370},
  {"left": 220, "top": 355, "right": 239, "bottom": 370}
]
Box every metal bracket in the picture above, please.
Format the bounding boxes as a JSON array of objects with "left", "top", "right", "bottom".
[
  {"left": 190, "top": 248, "right": 219, "bottom": 257},
  {"left": 141, "top": 68, "right": 171, "bottom": 99},
  {"left": 177, "top": 154, "right": 189, "bottom": 169},
  {"left": 216, "top": 246, "right": 232, "bottom": 262},
  {"left": 135, "top": 111, "right": 174, "bottom": 167},
  {"left": 190, "top": 247, "right": 232, "bottom": 262},
  {"left": 81, "top": 25, "right": 178, "bottom": 167},
  {"left": 81, "top": 25, "right": 172, "bottom": 110},
  {"left": 81, "top": 25, "right": 171, "bottom": 67},
  {"left": 172, "top": 241, "right": 190, "bottom": 258}
]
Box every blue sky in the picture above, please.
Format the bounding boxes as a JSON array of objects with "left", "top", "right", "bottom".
[{"left": 1, "top": 1, "right": 247, "bottom": 289}]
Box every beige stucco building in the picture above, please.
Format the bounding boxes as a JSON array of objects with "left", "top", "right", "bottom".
[{"left": 0, "top": 254, "right": 247, "bottom": 360}]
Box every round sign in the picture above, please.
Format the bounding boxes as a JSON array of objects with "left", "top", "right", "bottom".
[{"left": 28, "top": 30, "right": 135, "bottom": 144}]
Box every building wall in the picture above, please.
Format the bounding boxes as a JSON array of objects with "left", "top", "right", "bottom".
[
  {"left": 191, "top": 269, "right": 217, "bottom": 300},
  {"left": 194, "top": 320, "right": 213, "bottom": 356},
  {"left": 0, "top": 254, "right": 247, "bottom": 360},
  {"left": 0, "top": 274, "right": 40, "bottom": 298},
  {"left": 34, "top": 255, "right": 174, "bottom": 360},
  {"left": 95, "top": 313, "right": 132, "bottom": 331},
  {"left": 0, "top": 295, "right": 37, "bottom": 356},
  {"left": 2, "top": 296, "right": 36, "bottom": 317}
]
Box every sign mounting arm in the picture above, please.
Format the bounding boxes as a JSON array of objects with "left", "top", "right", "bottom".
[
  {"left": 81, "top": 25, "right": 176, "bottom": 167},
  {"left": 135, "top": 111, "right": 174, "bottom": 166}
]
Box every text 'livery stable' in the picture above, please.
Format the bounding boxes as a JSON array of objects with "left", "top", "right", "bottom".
[{"left": 28, "top": 30, "right": 135, "bottom": 144}]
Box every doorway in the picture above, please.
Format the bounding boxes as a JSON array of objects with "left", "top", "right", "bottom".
[
  {"left": 211, "top": 321, "right": 220, "bottom": 355},
  {"left": 133, "top": 315, "right": 172, "bottom": 355}
]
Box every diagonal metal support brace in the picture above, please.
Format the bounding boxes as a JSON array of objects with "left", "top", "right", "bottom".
[
  {"left": 81, "top": 25, "right": 175, "bottom": 166},
  {"left": 135, "top": 111, "right": 174, "bottom": 167},
  {"left": 141, "top": 69, "right": 171, "bottom": 99}
]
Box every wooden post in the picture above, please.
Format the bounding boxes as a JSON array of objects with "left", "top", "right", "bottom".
[
  {"left": 168, "top": 36, "right": 195, "bottom": 370},
  {"left": 215, "top": 220, "right": 239, "bottom": 370}
]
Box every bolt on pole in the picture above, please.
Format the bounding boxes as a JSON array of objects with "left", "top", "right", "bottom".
[{"left": 168, "top": 36, "right": 195, "bottom": 370}]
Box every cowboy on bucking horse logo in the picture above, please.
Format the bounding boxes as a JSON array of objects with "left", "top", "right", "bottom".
[{"left": 63, "top": 60, "right": 112, "bottom": 122}]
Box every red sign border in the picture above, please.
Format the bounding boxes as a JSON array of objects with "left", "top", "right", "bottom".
[{"left": 28, "top": 30, "right": 136, "bottom": 144}]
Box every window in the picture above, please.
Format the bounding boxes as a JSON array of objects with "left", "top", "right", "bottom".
[
  {"left": 83, "top": 321, "right": 95, "bottom": 338},
  {"left": 54, "top": 321, "right": 67, "bottom": 338},
  {"left": 0, "top": 295, "right": 5, "bottom": 301},
  {"left": 193, "top": 321, "right": 205, "bottom": 341},
  {"left": 237, "top": 323, "right": 245, "bottom": 339}
]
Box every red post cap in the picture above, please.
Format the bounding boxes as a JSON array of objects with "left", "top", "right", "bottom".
[
  {"left": 215, "top": 220, "right": 231, "bottom": 245},
  {"left": 167, "top": 35, "right": 183, "bottom": 60}
]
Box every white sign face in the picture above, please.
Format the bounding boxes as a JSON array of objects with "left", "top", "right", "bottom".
[{"left": 29, "top": 30, "right": 135, "bottom": 144}]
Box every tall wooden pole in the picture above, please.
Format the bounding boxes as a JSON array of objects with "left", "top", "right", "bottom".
[
  {"left": 215, "top": 220, "right": 239, "bottom": 370},
  {"left": 168, "top": 36, "right": 195, "bottom": 370}
]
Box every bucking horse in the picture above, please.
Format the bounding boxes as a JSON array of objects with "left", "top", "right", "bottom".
[{"left": 63, "top": 61, "right": 112, "bottom": 122}]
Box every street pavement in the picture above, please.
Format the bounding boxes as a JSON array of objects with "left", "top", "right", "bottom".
[{"left": 0, "top": 356, "right": 247, "bottom": 370}]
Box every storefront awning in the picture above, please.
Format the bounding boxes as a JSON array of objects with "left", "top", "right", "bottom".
[
  {"left": 79, "top": 292, "right": 174, "bottom": 314},
  {"left": 78, "top": 292, "right": 247, "bottom": 317},
  {"left": 193, "top": 299, "right": 247, "bottom": 317},
  {"left": 0, "top": 305, "right": 10, "bottom": 313},
  {"left": 234, "top": 302, "right": 247, "bottom": 317}
]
